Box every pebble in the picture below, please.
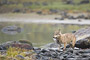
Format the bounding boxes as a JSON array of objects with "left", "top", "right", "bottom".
[{"left": 34, "top": 48, "right": 90, "bottom": 60}]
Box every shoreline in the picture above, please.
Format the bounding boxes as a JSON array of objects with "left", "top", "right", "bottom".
[{"left": 0, "top": 13, "right": 90, "bottom": 25}]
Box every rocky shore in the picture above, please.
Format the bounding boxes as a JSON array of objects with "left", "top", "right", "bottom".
[{"left": 34, "top": 47, "right": 90, "bottom": 60}]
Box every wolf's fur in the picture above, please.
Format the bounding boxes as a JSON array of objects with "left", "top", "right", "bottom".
[{"left": 53, "top": 29, "right": 76, "bottom": 50}]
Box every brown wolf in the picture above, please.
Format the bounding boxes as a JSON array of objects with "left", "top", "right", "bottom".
[{"left": 53, "top": 29, "right": 76, "bottom": 50}]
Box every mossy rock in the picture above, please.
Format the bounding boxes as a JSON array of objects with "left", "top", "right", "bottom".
[
  {"left": 0, "top": 40, "right": 33, "bottom": 50},
  {"left": 19, "top": 40, "right": 33, "bottom": 46}
]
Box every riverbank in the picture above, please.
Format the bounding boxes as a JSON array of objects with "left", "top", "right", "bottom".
[{"left": 0, "top": 13, "right": 90, "bottom": 25}]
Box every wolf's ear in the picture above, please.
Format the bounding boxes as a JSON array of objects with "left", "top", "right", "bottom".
[{"left": 58, "top": 29, "right": 61, "bottom": 34}]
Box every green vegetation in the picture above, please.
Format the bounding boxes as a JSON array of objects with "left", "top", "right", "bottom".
[
  {"left": 0, "top": 47, "right": 35, "bottom": 60},
  {"left": 0, "top": 0, "right": 90, "bottom": 12}
]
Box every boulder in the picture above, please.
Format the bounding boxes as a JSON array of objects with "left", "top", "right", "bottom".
[
  {"left": 74, "top": 27, "right": 90, "bottom": 49},
  {"left": 0, "top": 40, "right": 33, "bottom": 50}
]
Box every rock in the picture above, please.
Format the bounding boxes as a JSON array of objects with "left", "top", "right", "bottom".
[
  {"left": 16, "top": 55, "right": 25, "bottom": 59},
  {"left": 81, "top": 54, "right": 90, "bottom": 58},
  {"left": 49, "top": 9, "right": 58, "bottom": 14},
  {"left": 19, "top": 40, "right": 33, "bottom": 46},
  {"left": 0, "top": 40, "right": 33, "bottom": 50},
  {"left": 34, "top": 49, "right": 41, "bottom": 54},
  {"left": 66, "top": 0, "right": 74, "bottom": 5},
  {"left": 72, "top": 30, "right": 76, "bottom": 33},
  {"left": 63, "top": 54, "right": 68, "bottom": 58},
  {"left": 74, "top": 47, "right": 79, "bottom": 50},
  {"left": 36, "top": 11, "right": 42, "bottom": 14},
  {"left": 51, "top": 52, "right": 58, "bottom": 58},
  {"left": 42, "top": 52, "right": 51, "bottom": 57},
  {"left": 68, "top": 16, "right": 76, "bottom": 19},
  {"left": 78, "top": 19, "right": 82, "bottom": 22},
  {"left": 79, "top": 0, "right": 89, "bottom": 4},
  {"left": 34, "top": 47, "right": 41, "bottom": 50},
  {"left": 41, "top": 42, "right": 59, "bottom": 49},
  {"left": 54, "top": 17, "right": 64, "bottom": 20},
  {"left": 67, "top": 49, "right": 73, "bottom": 53},
  {"left": 75, "top": 38, "right": 90, "bottom": 49},
  {"left": 34, "top": 48, "right": 90, "bottom": 60},
  {"left": 41, "top": 49, "right": 48, "bottom": 53},
  {"left": 74, "top": 27, "right": 90, "bottom": 49},
  {"left": 12, "top": 8, "right": 20, "bottom": 13},
  {"left": 77, "top": 14, "right": 85, "bottom": 19},
  {"left": 11, "top": 43, "right": 33, "bottom": 50},
  {"left": 0, "top": 45, "right": 7, "bottom": 50}
]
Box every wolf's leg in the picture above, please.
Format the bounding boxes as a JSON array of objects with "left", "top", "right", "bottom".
[
  {"left": 72, "top": 37, "right": 76, "bottom": 49},
  {"left": 63, "top": 43, "right": 67, "bottom": 51}
]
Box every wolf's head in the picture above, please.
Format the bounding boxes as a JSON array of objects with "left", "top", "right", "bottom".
[{"left": 53, "top": 29, "right": 61, "bottom": 41}]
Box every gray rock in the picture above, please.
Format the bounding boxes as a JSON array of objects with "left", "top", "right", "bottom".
[
  {"left": 74, "top": 27, "right": 90, "bottom": 49},
  {"left": 79, "top": 0, "right": 89, "bottom": 4},
  {"left": 12, "top": 8, "right": 20, "bottom": 13},
  {"left": 36, "top": 11, "right": 42, "bottom": 14},
  {"left": 41, "top": 49, "right": 48, "bottom": 53},
  {"left": 54, "top": 17, "right": 64, "bottom": 20},
  {"left": 0, "top": 45, "right": 7, "bottom": 50},
  {"left": 41, "top": 42, "right": 59, "bottom": 49},
  {"left": 16, "top": 55, "right": 25, "bottom": 59},
  {"left": 66, "top": 0, "right": 75, "bottom": 5},
  {"left": 49, "top": 9, "right": 58, "bottom": 14},
  {"left": 66, "top": 58, "right": 76, "bottom": 60},
  {"left": 68, "top": 16, "right": 77, "bottom": 19},
  {"left": 77, "top": 14, "right": 85, "bottom": 19}
]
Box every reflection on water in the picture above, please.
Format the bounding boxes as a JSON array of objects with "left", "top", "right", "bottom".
[{"left": 0, "top": 22, "right": 90, "bottom": 47}]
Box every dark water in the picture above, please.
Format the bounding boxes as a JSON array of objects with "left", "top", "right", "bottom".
[{"left": 0, "top": 22, "right": 89, "bottom": 47}]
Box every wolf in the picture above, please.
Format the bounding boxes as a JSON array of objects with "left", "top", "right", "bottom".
[{"left": 53, "top": 29, "right": 76, "bottom": 50}]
